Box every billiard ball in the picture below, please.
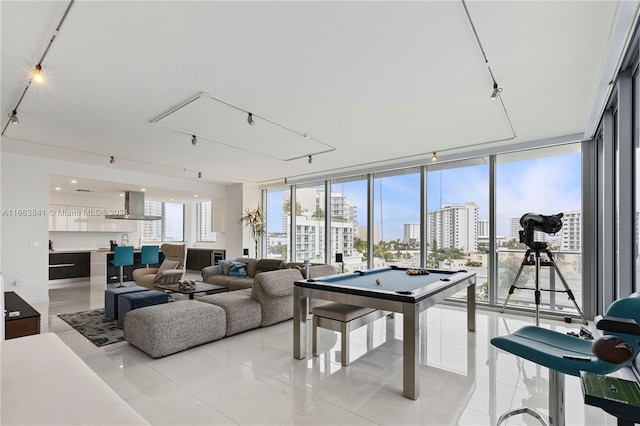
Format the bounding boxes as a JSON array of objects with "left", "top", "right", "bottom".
[{"left": 375, "top": 278, "right": 381, "bottom": 285}]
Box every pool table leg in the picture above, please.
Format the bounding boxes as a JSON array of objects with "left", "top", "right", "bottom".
[
  {"left": 403, "top": 303, "right": 419, "bottom": 400},
  {"left": 293, "top": 287, "right": 307, "bottom": 360}
]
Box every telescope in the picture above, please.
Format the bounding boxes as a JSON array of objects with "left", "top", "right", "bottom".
[
  {"left": 519, "top": 212, "right": 563, "bottom": 250},
  {"left": 503, "top": 211, "right": 587, "bottom": 325}
]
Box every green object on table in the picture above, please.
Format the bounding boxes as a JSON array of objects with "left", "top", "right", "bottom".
[{"left": 581, "top": 371, "right": 640, "bottom": 422}]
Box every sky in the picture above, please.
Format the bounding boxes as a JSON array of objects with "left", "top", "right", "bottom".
[{"left": 266, "top": 151, "right": 582, "bottom": 241}]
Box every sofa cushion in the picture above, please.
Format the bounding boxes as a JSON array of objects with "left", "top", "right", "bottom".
[
  {"left": 218, "top": 259, "right": 233, "bottom": 275},
  {"left": 252, "top": 268, "right": 302, "bottom": 298},
  {"left": 199, "top": 289, "right": 262, "bottom": 336},
  {"left": 308, "top": 264, "right": 338, "bottom": 279},
  {"left": 228, "top": 278, "right": 255, "bottom": 291},
  {"left": 243, "top": 258, "right": 259, "bottom": 277},
  {"left": 204, "top": 274, "right": 234, "bottom": 288},
  {"left": 158, "top": 259, "right": 179, "bottom": 272},
  {"left": 250, "top": 269, "right": 303, "bottom": 326},
  {"left": 255, "top": 259, "right": 284, "bottom": 274}
]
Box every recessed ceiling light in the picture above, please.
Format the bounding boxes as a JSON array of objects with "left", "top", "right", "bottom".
[
  {"left": 140, "top": 188, "right": 146, "bottom": 192},
  {"left": 193, "top": 194, "right": 199, "bottom": 198},
  {"left": 70, "top": 180, "right": 77, "bottom": 184},
  {"left": 170, "top": 198, "right": 174, "bottom": 201},
  {"left": 55, "top": 187, "right": 61, "bottom": 191},
  {"left": 119, "top": 193, "right": 125, "bottom": 197}
]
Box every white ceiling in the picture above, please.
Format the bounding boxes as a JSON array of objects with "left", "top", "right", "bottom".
[{"left": 2, "top": 1, "right": 638, "bottom": 194}]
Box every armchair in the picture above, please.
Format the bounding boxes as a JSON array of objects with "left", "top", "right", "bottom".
[{"left": 132, "top": 243, "right": 186, "bottom": 289}]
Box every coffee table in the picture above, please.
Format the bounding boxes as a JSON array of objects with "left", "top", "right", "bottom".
[{"left": 154, "top": 281, "right": 227, "bottom": 299}]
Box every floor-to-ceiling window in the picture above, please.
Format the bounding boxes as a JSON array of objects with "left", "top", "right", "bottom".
[
  {"left": 265, "top": 188, "right": 288, "bottom": 261},
  {"left": 295, "top": 183, "right": 326, "bottom": 263},
  {"left": 330, "top": 177, "right": 367, "bottom": 272},
  {"left": 197, "top": 201, "right": 215, "bottom": 242},
  {"left": 495, "top": 144, "right": 583, "bottom": 315},
  {"left": 141, "top": 201, "right": 184, "bottom": 242},
  {"left": 427, "top": 158, "right": 489, "bottom": 301},
  {"left": 373, "top": 168, "right": 421, "bottom": 268}
]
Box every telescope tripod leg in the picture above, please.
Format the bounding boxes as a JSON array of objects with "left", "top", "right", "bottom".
[
  {"left": 545, "top": 251, "right": 588, "bottom": 325},
  {"left": 500, "top": 252, "right": 531, "bottom": 313}
]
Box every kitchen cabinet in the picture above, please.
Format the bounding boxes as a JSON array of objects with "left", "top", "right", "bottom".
[
  {"left": 49, "top": 252, "right": 91, "bottom": 280},
  {"left": 48, "top": 205, "right": 136, "bottom": 232}
]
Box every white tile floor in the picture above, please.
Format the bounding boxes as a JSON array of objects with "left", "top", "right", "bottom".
[{"left": 41, "top": 277, "right": 620, "bottom": 426}]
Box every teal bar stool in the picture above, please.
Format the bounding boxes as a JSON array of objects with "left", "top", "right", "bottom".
[
  {"left": 112, "top": 246, "right": 134, "bottom": 288},
  {"left": 491, "top": 293, "right": 640, "bottom": 426},
  {"left": 140, "top": 245, "right": 160, "bottom": 267}
]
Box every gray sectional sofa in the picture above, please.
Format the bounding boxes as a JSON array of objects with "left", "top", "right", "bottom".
[{"left": 124, "top": 264, "right": 337, "bottom": 357}]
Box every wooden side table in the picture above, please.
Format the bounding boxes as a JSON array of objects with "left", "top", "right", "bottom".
[{"left": 4, "top": 291, "right": 41, "bottom": 339}]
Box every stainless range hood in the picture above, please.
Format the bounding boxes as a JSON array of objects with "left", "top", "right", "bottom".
[{"left": 105, "top": 191, "right": 162, "bottom": 220}]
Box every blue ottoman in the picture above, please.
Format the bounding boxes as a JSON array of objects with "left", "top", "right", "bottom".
[
  {"left": 117, "top": 290, "right": 169, "bottom": 324},
  {"left": 104, "top": 286, "right": 149, "bottom": 320}
]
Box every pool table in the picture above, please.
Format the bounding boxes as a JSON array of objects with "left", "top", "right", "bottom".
[{"left": 293, "top": 265, "right": 476, "bottom": 400}]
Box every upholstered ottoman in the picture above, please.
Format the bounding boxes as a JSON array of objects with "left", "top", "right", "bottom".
[
  {"left": 123, "top": 300, "right": 226, "bottom": 358},
  {"left": 104, "top": 286, "right": 149, "bottom": 320},
  {"left": 117, "top": 290, "right": 169, "bottom": 324},
  {"left": 198, "top": 289, "right": 262, "bottom": 336}
]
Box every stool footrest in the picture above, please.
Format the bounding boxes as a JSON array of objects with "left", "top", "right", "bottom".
[{"left": 496, "top": 407, "right": 548, "bottom": 426}]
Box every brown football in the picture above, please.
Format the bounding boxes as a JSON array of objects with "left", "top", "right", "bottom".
[{"left": 592, "top": 335, "right": 635, "bottom": 364}]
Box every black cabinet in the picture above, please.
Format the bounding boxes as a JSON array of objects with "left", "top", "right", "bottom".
[
  {"left": 4, "top": 291, "right": 41, "bottom": 339},
  {"left": 49, "top": 252, "right": 90, "bottom": 280},
  {"left": 105, "top": 252, "right": 164, "bottom": 284},
  {"left": 186, "top": 249, "right": 226, "bottom": 271}
]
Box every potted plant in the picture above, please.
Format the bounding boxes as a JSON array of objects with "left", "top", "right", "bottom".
[{"left": 238, "top": 204, "right": 266, "bottom": 258}]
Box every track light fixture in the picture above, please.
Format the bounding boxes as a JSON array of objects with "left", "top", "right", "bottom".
[
  {"left": 247, "top": 112, "right": 254, "bottom": 125},
  {"left": 109, "top": 156, "right": 115, "bottom": 165},
  {"left": 198, "top": 172, "right": 202, "bottom": 180},
  {"left": 9, "top": 111, "right": 19, "bottom": 125},
  {"left": 191, "top": 135, "right": 197, "bottom": 146},
  {"left": 490, "top": 83, "right": 502, "bottom": 100},
  {"left": 308, "top": 155, "right": 313, "bottom": 164},
  {"left": 432, "top": 152, "right": 437, "bottom": 162},
  {"left": 32, "top": 64, "right": 44, "bottom": 84}
]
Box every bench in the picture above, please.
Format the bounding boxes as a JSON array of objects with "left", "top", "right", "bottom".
[{"left": 312, "top": 302, "right": 388, "bottom": 366}]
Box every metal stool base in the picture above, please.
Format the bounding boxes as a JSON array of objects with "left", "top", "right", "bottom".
[{"left": 497, "top": 407, "right": 549, "bottom": 426}]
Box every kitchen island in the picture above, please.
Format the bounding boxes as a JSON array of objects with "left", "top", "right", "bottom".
[{"left": 91, "top": 249, "right": 164, "bottom": 286}]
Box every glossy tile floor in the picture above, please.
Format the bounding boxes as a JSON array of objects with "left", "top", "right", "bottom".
[{"left": 41, "top": 277, "right": 620, "bottom": 426}]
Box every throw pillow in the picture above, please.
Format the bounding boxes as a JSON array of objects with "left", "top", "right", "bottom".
[
  {"left": 218, "top": 259, "right": 232, "bottom": 275},
  {"left": 158, "top": 259, "right": 179, "bottom": 272},
  {"left": 228, "top": 260, "right": 247, "bottom": 277}
]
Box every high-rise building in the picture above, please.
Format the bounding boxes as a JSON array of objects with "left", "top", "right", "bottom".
[
  {"left": 560, "top": 211, "right": 581, "bottom": 251},
  {"left": 478, "top": 219, "right": 489, "bottom": 239},
  {"left": 427, "top": 202, "right": 478, "bottom": 252},
  {"left": 280, "top": 189, "right": 358, "bottom": 262},
  {"left": 403, "top": 223, "right": 420, "bottom": 244}
]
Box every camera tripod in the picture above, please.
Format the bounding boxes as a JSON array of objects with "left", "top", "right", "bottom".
[{"left": 500, "top": 242, "right": 588, "bottom": 325}]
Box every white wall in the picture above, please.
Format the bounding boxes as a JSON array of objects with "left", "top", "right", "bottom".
[
  {"left": 0, "top": 152, "right": 232, "bottom": 304},
  {"left": 225, "top": 183, "right": 261, "bottom": 258},
  {"left": 1, "top": 153, "right": 50, "bottom": 304}
]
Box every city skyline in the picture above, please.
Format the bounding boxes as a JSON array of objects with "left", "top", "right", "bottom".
[{"left": 266, "top": 151, "right": 581, "bottom": 243}]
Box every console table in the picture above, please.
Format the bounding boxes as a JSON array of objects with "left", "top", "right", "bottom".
[{"left": 4, "top": 291, "right": 41, "bottom": 339}]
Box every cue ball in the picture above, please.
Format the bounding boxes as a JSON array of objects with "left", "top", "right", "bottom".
[{"left": 375, "top": 278, "right": 381, "bottom": 285}]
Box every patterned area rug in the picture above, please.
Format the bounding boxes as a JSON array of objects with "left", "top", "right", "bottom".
[{"left": 58, "top": 308, "right": 124, "bottom": 347}]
